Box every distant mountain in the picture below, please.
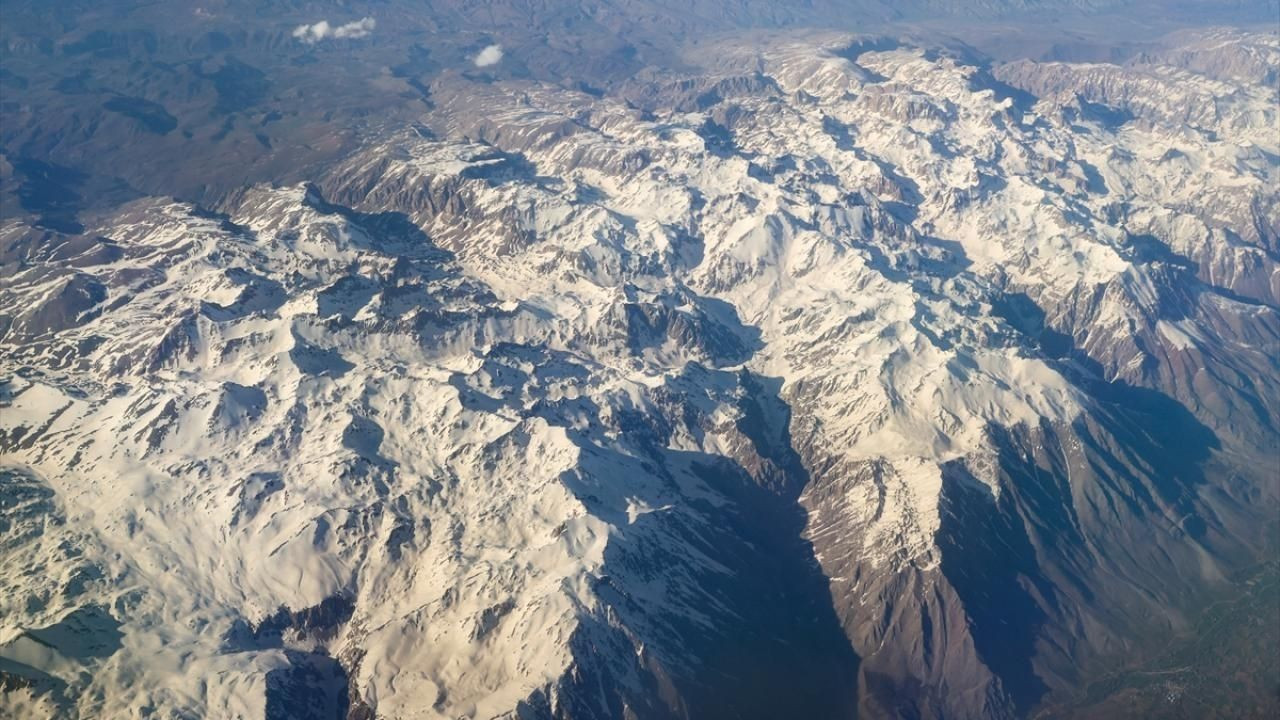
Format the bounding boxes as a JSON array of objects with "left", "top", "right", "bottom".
[{"left": 1, "top": 0, "right": 1274, "bottom": 205}]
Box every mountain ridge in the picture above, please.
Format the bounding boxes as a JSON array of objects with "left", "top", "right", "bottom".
[{"left": 2, "top": 7, "right": 1278, "bottom": 720}]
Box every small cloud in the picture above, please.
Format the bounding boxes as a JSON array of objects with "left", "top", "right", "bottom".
[
  {"left": 293, "top": 20, "right": 330, "bottom": 43},
  {"left": 332, "top": 17, "right": 376, "bottom": 39},
  {"left": 293, "top": 17, "right": 376, "bottom": 44},
  {"left": 474, "top": 44, "right": 503, "bottom": 68}
]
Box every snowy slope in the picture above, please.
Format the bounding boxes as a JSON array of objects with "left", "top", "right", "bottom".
[{"left": 1, "top": 27, "right": 1277, "bottom": 720}]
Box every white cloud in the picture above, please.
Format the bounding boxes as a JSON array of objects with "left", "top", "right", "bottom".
[
  {"left": 474, "top": 44, "right": 503, "bottom": 68},
  {"left": 332, "top": 17, "right": 377, "bottom": 39},
  {"left": 292, "top": 20, "right": 330, "bottom": 43},
  {"left": 293, "top": 17, "right": 376, "bottom": 44}
]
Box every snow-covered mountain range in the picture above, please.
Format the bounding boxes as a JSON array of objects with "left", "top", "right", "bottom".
[{"left": 1, "top": 6, "right": 1277, "bottom": 719}]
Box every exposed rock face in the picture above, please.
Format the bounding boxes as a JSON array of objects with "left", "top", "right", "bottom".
[{"left": 1, "top": 10, "right": 1277, "bottom": 720}]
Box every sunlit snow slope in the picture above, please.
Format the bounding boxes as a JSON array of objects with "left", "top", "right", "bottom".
[{"left": 2, "top": 26, "right": 1277, "bottom": 720}]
